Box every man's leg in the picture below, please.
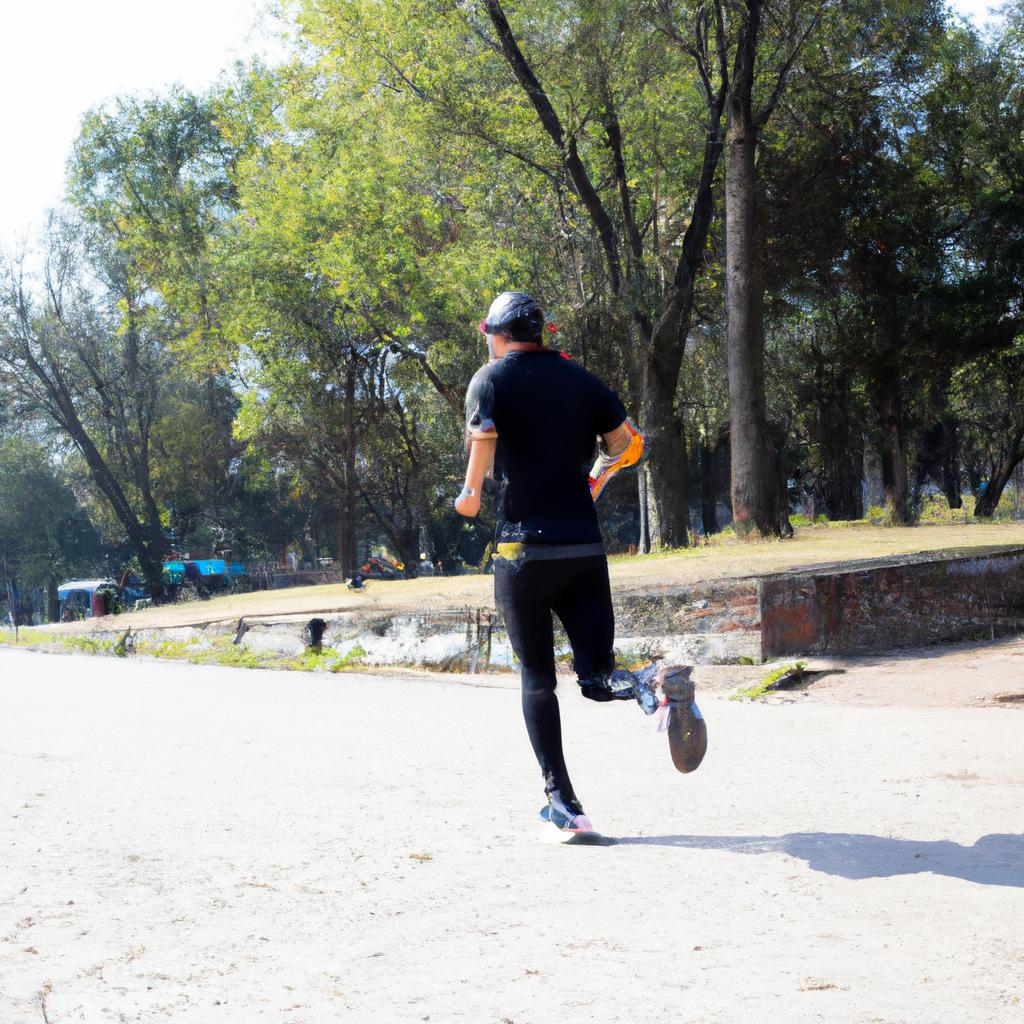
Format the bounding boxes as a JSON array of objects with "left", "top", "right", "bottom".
[
  {"left": 552, "top": 558, "right": 709, "bottom": 773},
  {"left": 551, "top": 556, "right": 633, "bottom": 702},
  {"left": 495, "top": 559, "right": 581, "bottom": 806}
]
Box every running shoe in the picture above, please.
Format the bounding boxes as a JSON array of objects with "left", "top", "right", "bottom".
[
  {"left": 657, "top": 667, "right": 708, "bottom": 774},
  {"left": 578, "top": 669, "right": 637, "bottom": 703},
  {"left": 539, "top": 790, "right": 594, "bottom": 833},
  {"left": 628, "top": 662, "right": 665, "bottom": 715}
]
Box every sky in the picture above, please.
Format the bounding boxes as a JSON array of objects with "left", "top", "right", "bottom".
[
  {"left": 0, "top": 0, "right": 1007, "bottom": 256},
  {"left": 0, "top": 0, "right": 282, "bottom": 255}
]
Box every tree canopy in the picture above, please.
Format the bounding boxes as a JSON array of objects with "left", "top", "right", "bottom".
[{"left": 2, "top": 0, "right": 1023, "bottom": 613}]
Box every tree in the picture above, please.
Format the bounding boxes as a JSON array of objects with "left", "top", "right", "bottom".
[
  {"left": 217, "top": 60, "right": 483, "bottom": 572},
  {"left": 708, "top": 0, "right": 826, "bottom": 537},
  {"left": 953, "top": 340, "right": 1024, "bottom": 517},
  {"left": 67, "top": 88, "right": 240, "bottom": 358},
  {"left": 295, "top": 0, "right": 735, "bottom": 548},
  {"left": 68, "top": 87, "right": 246, "bottom": 551},
  {"left": 0, "top": 435, "right": 105, "bottom": 618},
  {"left": 0, "top": 223, "right": 169, "bottom": 586},
  {"left": 754, "top": 0, "right": 1020, "bottom": 524}
]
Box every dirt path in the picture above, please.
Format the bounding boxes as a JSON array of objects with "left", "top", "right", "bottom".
[{"left": 2, "top": 645, "right": 1022, "bottom": 1023}]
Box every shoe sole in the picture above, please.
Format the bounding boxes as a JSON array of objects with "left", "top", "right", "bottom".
[{"left": 659, "top": 668, "right": 708, "bottom": 774}]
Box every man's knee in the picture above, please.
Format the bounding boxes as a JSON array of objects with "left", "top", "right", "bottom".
[{"left": 520, "top": 664, "right": 558, "bottom": 696}]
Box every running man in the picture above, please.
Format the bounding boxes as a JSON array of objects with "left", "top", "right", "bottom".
[{"left": 455, "top": 291, "right": 706, "bottom": 834}]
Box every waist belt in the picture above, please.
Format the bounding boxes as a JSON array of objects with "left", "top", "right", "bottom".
[{"left": 495, "top": 542, "right": 606, "bottom": 562}]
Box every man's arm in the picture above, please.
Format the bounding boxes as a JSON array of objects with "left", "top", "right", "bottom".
[
  {"left": 458, "top": 363, "right": 499, "bottom": 517},
  {"left": 455, "top": 436, "right": 497, "bottom": 517},
  {"left": 588, "top": 418, "right": 644, "bottom": 501}
]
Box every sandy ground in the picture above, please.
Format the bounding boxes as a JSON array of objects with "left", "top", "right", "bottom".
[
  {"left": 1, "top": 645, "right": 1023, "bottom": 1024},
  {"left": 45, "top": 522, "right": 1024, "bottom": 634}
]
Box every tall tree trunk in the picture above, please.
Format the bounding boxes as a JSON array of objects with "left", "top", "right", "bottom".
[
  {"left": 634, "top": 468, "right": 651, "bottom": 552},
  {"left": 815, "top": 362, "right": 863, "bottom": 520},
  {"left": 871, "top": 370, "right": 913, "bottom": 524},
  {"left": 47, "top": 576, "right": 59, "bottom": 624},
  {"left": 39, "top": 363, "right": 165, "bottom": 586},
  {"left": 974, "top": 435, "right": 1024, "bottom": 517},
  {"left": 639, "top": 312, "right": 690, "bottom": 548},
  {"left": 719, "top": 0, "right": 816, "bottom": 538},
  {"left": 700, "top": 436, "right": 719, "bottom": 535},
  {"left": 940, "top": 414, "right": 962, "bottom": 509},
  {"left": 863, "top": 439, "right": 886, "bottom": 508},
  {"left": 636, "top": 87, "right": 726, "bottom": 549},
  {"left": 637, "top": 471, "right": 651, "bottom": 554},
  {"left": 724, "top": 74, "right": 783, "bottom": 537},
  {"left": 340, "top": 365, "right": 358, "bottom": 577},
  {"left": 77, "top": 425, "right": 165, "bottom": 584}
]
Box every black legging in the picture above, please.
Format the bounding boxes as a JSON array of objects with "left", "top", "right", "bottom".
[{"left": 494, "top": 554, "right": 615, "bottom": 803}]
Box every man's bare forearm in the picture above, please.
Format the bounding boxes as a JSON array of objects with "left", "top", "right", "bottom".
[{"left": 455, "top": 437, "right": 497, "bottom": 517}]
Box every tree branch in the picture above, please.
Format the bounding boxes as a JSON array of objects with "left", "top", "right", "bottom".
[
  {"left": 484, "top": 0, "right": 622, "bottom": 292},
  {"left": 597, "top": 68, "right": 644, "bottom": 265},
  {"left": 755, "top": 2, "right": 824, "bottom": 130}
]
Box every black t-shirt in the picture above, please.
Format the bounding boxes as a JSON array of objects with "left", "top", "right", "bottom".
[{"left": 465, "top": 349, "right": 626, "bottom": 545}]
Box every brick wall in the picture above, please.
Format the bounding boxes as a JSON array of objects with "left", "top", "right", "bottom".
[{"left": 760, "top": 547, "right": 1024, "bottom": 657}]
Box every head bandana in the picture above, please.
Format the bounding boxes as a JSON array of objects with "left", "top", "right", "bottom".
[{"left": 478, "top": 291, "right": 545, "bottom": 358}]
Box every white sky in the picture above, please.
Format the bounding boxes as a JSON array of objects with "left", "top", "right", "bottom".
[
  {"left": 0, "top": 0, "right": 1006, "bottom": 255},
  {"left": 0, "top": 0, "right": 282, "bottom": 255}
]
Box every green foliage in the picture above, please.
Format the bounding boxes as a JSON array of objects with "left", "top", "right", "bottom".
[
  {"left": 4, "top": 0, "right": 1024, "bottom": 591},
  {"left": 67, "top": 88, "right": 238, "bottom": 360},
  {"left": 731, "top": 661, "right": 808, "bottom": 701},
  {"left": 63, "top": 636, "right": 118, "bottom": 656},
  {"left": 0, "top": 436, "right": 106, "bottom": 597},
  {"left": 144, "top": 638, "right": 203, "bottom": 661},
  {"left": 33, "top": 630, "right": 374, "bottom": 674},
  {"left": 788, "top": 514, "right": 828, "bottom": 529},
  {"left": 209, "top": 642, "right": 266, "bottom": 670},
  {"left": 332, "top": 644, "right": 368, "bottom": 670}
]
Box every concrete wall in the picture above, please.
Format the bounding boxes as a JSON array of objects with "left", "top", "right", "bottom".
[
  {"left": 760, "top": 546, "right": 1024, "bottom": 658},
  {"left": 80, "top": 546, "right": 1024, "bottom": 669}
]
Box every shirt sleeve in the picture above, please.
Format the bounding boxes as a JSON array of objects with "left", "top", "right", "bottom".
[
  {"left": 590, "top": 375, "right": 628, "bottom": 436},
  {"left": 465, "top": 364, "right": 499, "bottom": 442}
]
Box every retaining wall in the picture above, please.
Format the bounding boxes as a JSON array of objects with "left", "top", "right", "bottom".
[
  {"left": 760, "top": 546, "right": 1024, "bottom": 657},
  {"left": 81, "top": 546, "right": 1024, "bottom": 669}
]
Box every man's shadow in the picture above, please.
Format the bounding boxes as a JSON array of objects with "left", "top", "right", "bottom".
[{"left": 612, "top": 832, "right": 1024, "bottom": 887}]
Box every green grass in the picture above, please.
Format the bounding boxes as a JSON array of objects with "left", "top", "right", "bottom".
[
  {"left": 142, "top": 638, "right": 203, "bottom": 661},
  {"left": 285, "top": 648, "right": 342, "bottom": 672},
  {"left": 330, "top": 644, "right": 367, "bottom": 671},
  {"left": 284, "top": 645, "right": 368, "bottom": 672},
  {"left": 19, "top": 629, "right": 373, "bottom": 675},
  {"left": 209, "top": 642, "right": 266, "bottom": 670},
  {"left": 0, "top": 630, "right": 62, "bottom": 647},
  {"left": 63, "top": 636, "right": 117, "bottom": 656},
  {"left": 731, "top": 661, "right": 807, "bottom": 701}
]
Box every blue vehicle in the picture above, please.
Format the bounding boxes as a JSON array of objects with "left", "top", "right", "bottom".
[
  {"left": 162, "top": 558, "right": 247, "bottom": 594},
  {"left": 57, "top": 579, "right": 119, "bottom": 620}
]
